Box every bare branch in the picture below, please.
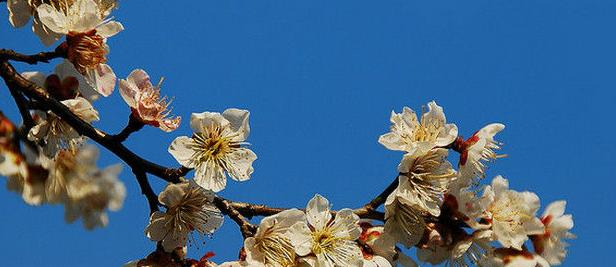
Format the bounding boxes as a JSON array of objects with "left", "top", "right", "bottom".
[
  {"left": 110, "top": 113, "right": 145, "bottom": 142},
  {"left": 132, "top": 168, "right": 160, "bottom": 214},
  {"left": 213, "top": 197, "right": 256, "bottom": 239},
  {"left": 0, "top": 49, "right": 64, "bottom": 65}
]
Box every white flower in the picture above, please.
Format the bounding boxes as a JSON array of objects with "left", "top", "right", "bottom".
[
  {"left": 244, "top": 209, "right": 306, "bottom": 267},
  {"left": 22, "top": 60, "right": 100, "bottom": 101},
  {"left": 119, "top": 69, "right": 181, "bottom": 132},
  {"left": 168, "top": 109, "right": 256, "bottom": 192},
  {"left": 479, "top": 248, "right": 550, "bottom": 267},
  {"left": 378, "top": 101, "right": 458, "bottom": 155},
  {"left": 396, "top": 148, "right": 456, "bottom": 216},
  {"left": 383, "top": 182, "right": 426, "bottom": 248},
  {"left": 145, "top": 181, "right": 224, "bottom": 252},
  {"left": 456, "top": 123, "right": 505, "bottom": 187},
  {"left": 289, "top": 194, "right": 363, "bottom": 267},
  {"left": 530, "top": 201, "right": 575, "bottom": 265},
  {"left": 479, "top": 176, "right": 544, "bottom": 250},
  {"left": 28, "top": 96, "right": 99, "bottom": 157},
  {"left": 417, "top": 229, "right": 492, "bottom": 267},
  {"left": 37, "top": 0, "right": 124, "bottom": 96}
]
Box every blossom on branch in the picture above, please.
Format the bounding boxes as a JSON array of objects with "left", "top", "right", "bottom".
[
  {"left": 530, "top": 200, "right": 575, "bottom": 265},
  {"left": 36, "top": 0, "right": 123, "bottom": 96},
  {"left": 119, "top": 69, "right": 181, "bottom": 132},
  {"left": 168, "top": 109, "right": 256, "bottom": 192},
  {"left": 145, "top": 181, "right": 224, "bottom": 252},
  {"left": 22, "top": 60, "right": 102, "bottom": 101},
  {"left": 289, "top": 194, "right": 364, "bottom": 267},
  {"left": 378, "top": 101, "right": 458, "bottom": 155},
  {"left": 455, "top": 123, "right": 505, "bottom": 187}
]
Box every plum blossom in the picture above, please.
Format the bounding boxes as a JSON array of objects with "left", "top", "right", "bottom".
[
  {"left": 378, "top": 101, "right": 458, "bottom": 155},
  {"left": 416, "top": 228, "right": 492, "bottom": 267},
  {"left": 244, "top": 209, "right": 306, "bottom": 267},
  {"left": 168, "top": 109, "right": 256, "bottom": 192},
  {"left": 0, "top": 114, "right": 27, "bottom": 179},
  {"left": 530, "top": 201, "right": 575, "bottom": 265},
  {"left": 479, "top": 176, "right": 545, "bottom": 250},
  {"left": 145, "top": 181, "right": 224, "bottom": 252},
  {"left": 383, "top": 182, "right": 426, "bottom": 248},
  {"left": 28, "top": 96, "right": 99, "bottom": 157},
  {"left": 396, "top": 148, "right": 456, "bottom": 216},
  {"left": 119, "top": 69, "right": 181, "bottom": 132},
  {"left": 6, "top": 0, "right": 116, "bottom": 46},
  {"left": 37, "top": 0, "right": 124, "bottom": 95},
  {"left": 289, "top": 194, "right": 364, "bottom": 267},
  {"left": 455, "top": 123, "right": 505, "bottom": 187},
  {"left": 22, "top": 60, "right": 101, "bottom": 101},
  {"left": 479, "top": 248, "right": 549, "bottom": 267}
]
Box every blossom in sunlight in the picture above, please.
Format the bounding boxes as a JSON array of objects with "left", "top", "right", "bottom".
[
  {"left": 479, "top": 176, "right": 545, "bottom": 250},
  {"left": 397, "top": 148, "right": 456, "bottom": 216},
  {"left": 7, "top": 0, "right": 117, "bottom": 46},
  {"left": 383, "top": 183, "right": 426, "bottom": 248},
  {"left": 378, "top": 101, "right": 458, "bottom": 155},
  {"left": 168, "top": 109, "right": 256, "bottom": 192},
  {"left": 145, "top": 181, "right": 224, "bottom": 252},
  {"left": 244, "top": 209, "right": 306, "bottom": 267},
  {"left": 289, "top": 194, "right": 364, "bottom": 267},
  {"left": 119, "top": 69, "right": 181, "bottom": 132},
  {"left": 479, "top": 248, "right": 549, "bottom": 267},
  {"left": 455, "top": 123, "right": 505, "bottom": 187},
  {"left": 64, "top": 161, "right": 125, "bottom": 229},
  {"left": 416, "top": 227, "right": 492, "bottom": 267},
  {"left": 357, "top": 222, "right": 417, "bottom": 267},
  {"left": 37, "top": 0, "right": 124, "bottom": 95},
  {"left": 22, "top": 60, "right": 101, "bottom": 101},
  {"left": 28, "top": 96, "right": 99, "bottom": 157},
  {"left": 530, "top": 200, "right": 575, "bottom": 265}
]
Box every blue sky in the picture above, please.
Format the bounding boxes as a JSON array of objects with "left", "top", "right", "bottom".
[{"left": 1, "top": 1, "right": 615, "bottom": 266}]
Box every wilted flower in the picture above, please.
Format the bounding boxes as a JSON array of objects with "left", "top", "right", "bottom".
[
  {"left": 479, "top": 176, "right": 544, "bottom": 250},
  {"left": 119, "top": 69, "right": 181, "bottom": 132},
  {"left": 28, "top": 96, "right": 99, "bottom": 157},
  {"left": 168, "top": 109, "right": 256, "bottom": 192},
  {"left": 378, "top": 101, "right": 458, "bottom": 155},
  {"left": 397, "top": 148, "right": 456, "bottom": 216},
  {"left": 145, "top": 181, "right": 224, "bottom": 252},
  {"left": 37, "top": 0, "right": 124, "bottom": 95},
  {"left": 530, "top": 201, "right": 575, "bottom": 265},
  {"left": 289, "top": 194, "right": 364, "bottom": 267},
  {"left": 455, "top": 123, "right": 505, "bottom": 187},
  {"left": 244, "top": 209, "right": 306, "bottom": 267}
]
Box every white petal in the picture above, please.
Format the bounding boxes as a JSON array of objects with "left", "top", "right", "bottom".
[
  {"left": 92, "top": 64, "right": 116, "bottom": 97},
  {"left": 96, "top": 21, "right": 124, "bottom": 38},
  {"left": 32, "top": 16, "right": 62, "bottom": 47},
  {"left": 194, "top": 162, "right": 227, "bottom": 192},
  {"left": 224, "top": 148, "right": 256, "bottom": 182},
  {"left": 168, "top": 136, "right": 197, "bottom": 168},
  {"left": 144, "top": 212, "right": 168, "bottom": 241},
  {"left": 36, "top": 4, "right": 69, "bottom": 34},
  {"left": 222, "top": 108, "right": 251, "bottom": 141},
  {"left": 21, "top": 71, "right": 46, "bottom": 87},
  {"left": 190, "top": 111, "right": 230, "bottom": 133},
  {"left": 491, "top": 175, "right": 509, "bottom": 195},
  {"left": 71, "top": 0, "right": 102, "bottom": 32},
  {"left": 288, "top": 222, "right": 313, "bottom": 256},
  {"left": 158, "top": 183, "right": 187, "bottom": 207},
  {"left": 306, "top": 194, "right": 332, "bottom": 230},
  {"left": 543, "top": 200, "right": 566, "bottom": 218}
]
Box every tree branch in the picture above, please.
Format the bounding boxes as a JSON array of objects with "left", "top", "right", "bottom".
[
  {"left": 133, "top": 168, "right": 160, "bottom": 214},
  {"left": 0, "top": 49, "right": 64, "bottom": 65},
  {"left": 111, "top": 113, "right": 145, "bottom": 142},
  {"left": 7, "top": 86, "right": 35, "bottom": 130},
  {"left": 213, "top": 197, "right": 256, "bottom": 239}
]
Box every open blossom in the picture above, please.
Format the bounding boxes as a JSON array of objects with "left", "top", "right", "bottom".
[
  {"left": 397, "top": 148, "right": 456, "bottom": 216},
  {"left": 378, "top": 101, "right": 458, "bottom": 155},
  {"left": 455, "top": 123, "right": 505, "bottom": 187},
  {"left": 37, "top": 0, "right": 124, "bottom": 96},
  {"left": 168, "top": 109, "right": 256, "bottom": 192},
  {"left": 479, "top": 248, "right": 549, "bottom": 267},
  {"left": 530, "top": 201, "right": 575, "bottom": 265},
  {"left": 64, "top": 161, "right": 125, "bottom": 229},
  {"left": 28, "top": 96, "right": 99, "bottom": 157},
  {"left": 479, "top": 176, "right": 544, "bottom": 250},
  {"left": 119, "top": 69, "right": 181, "bottom": 132},
  {"left": 289, "top": 194, "right": 364, "bottom": 267},
  {"left": 244, "top": 209, "right": 306, "bottom": 267},
  {"left": 22, "top": 60, "right": 101, "bottom": 101},
  {"left": 417, "top": 228, "right": 492, "bottom": 267},
  {"left": 145, "top": 181, "right": 224, "bottom": 252},
  {"left": 7, "top": 0, "right": 116, "bottom": 46},
  {"left": 383, "top": 182, "right": 426, "bottom": 248}
]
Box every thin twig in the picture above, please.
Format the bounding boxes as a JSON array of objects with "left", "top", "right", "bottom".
[
  {"left": 111, "top": 113, "right": 145, "bottom": 142},
  {"left": 213, "top": 197, "right": 256, "bottom": 239},
  {"left": 7, "top": 86, "right": 34, "bottom": 130},
  {"left": 0, "top": 49, "right": 64, "bottom": 65},
  {"left": 133, "top": 168, "right": 160, "bottom": 214}
]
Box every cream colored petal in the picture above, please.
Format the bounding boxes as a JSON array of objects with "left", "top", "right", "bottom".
[
  {"left": 331, "top": 208, "right": 361, "bottom": 239},
  {"left": 222, "top": 108, "right": 250, "bottom": 141},
  {"left": 36, "top": 4, "right": 69, "bottom": 34},
  {"left": 92, "top": 64, "right": 116, "bottom": 97},
  {"left": 158, "top": 183, "right": 186, "bottom": 207},
  {"left": 118, "top": 79, "right": 139, "bottom": 108},
  {"left": 144, "top": 212, "right": 168, "bottom": 241},
  {"left": 32, "top": 16, "right": 62, "bottom": 47},
  {"left": 194, "top": 162, "right": 227, "bottom": 192},
  {"left": 96, "top": 21, "right": 124, "bottom": 38},
  {"left": 71, "top": 0, "right": 102, "bottom": 32},
  {"left": 543, "top": 200, "right": 566, "bottom": 218},
  {"left": 168, "top": 136, "right": 196, "bottom": 168},
  {"left": 190, "top": 111, "right": 229, "bottom": 134},
  {"left": 224, "top": 148, "right": 256, "bottom": 182},
  {"left": 306, "top": 194, "right": 331, "bottom": 230},
  {"left": 288, "top": 221, "right": 313, "bottom": 256},
  {"left": 20, "top": 71, "right": 46, "bottom": 87}
]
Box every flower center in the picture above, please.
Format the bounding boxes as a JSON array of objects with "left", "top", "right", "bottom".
[
  {"left": 66, "top": 30, "right": 108, "bottom": 74},
  {"left": 192, "top": 126, "right": 232, "bottom": 162},
  {"left": 412, "top": 120, "right": 441, "bottom": 143},
  {"left": 311, "top": 228, "right": 341, "bottom": 255}
]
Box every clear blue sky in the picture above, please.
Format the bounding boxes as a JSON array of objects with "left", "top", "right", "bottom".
[{"left": 1, "top": 1, "right": 614, "bottom": 266}]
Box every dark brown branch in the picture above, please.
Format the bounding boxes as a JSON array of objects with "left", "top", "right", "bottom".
[
  {"left": 213, "top": 197, "right": 256, "bottom": 239},
  {"left": 0, "top": 59, "right": 189, "bottom": 183},
  {"left": 0, "top": 49, "right": 64, "bottom": 65},
  {"left": 7, "top": 86, "right": 35, "bottom": 130},
  {"left": 133, "top": 168, "right": 160, "bottom": 214},
  {"left": 110, "top": 113, "right": 145, "bottom": 142},
  {"left": 356, "top": 175, "right": 400, "bottom": 216}
]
